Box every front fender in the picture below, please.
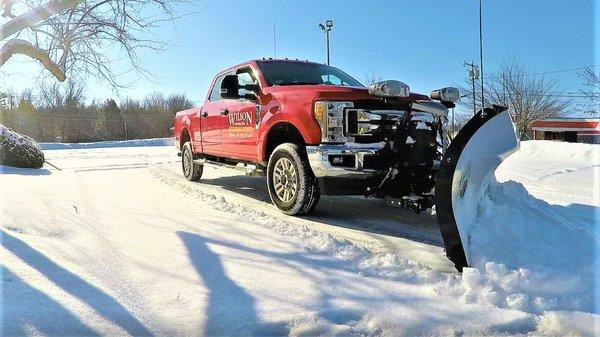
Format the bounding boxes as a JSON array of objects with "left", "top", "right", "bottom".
[{"left": 257, "top": 100, "right": 321, "bottom": 159}]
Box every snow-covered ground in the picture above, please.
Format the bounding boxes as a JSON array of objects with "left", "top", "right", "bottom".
[
  {"left": 0, "top": 139, "right": 598, "bottom": 336},
  {"left": 39, "top": 138, "right": 173, "bottom": 150}
]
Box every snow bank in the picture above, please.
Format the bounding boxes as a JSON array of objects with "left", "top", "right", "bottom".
[
  {"left": 0, "top": 124, "right": 45, "bottom": 168},
  {"left": 452, "top": 140, "right": 599, "bottom": 316},
  {"left": 40, "top": 137, "right": 173, "bottom": 150}
]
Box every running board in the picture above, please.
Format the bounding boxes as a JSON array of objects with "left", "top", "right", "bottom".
[{"left": 193, "top": 158, "right": 266, "bottom": 177}]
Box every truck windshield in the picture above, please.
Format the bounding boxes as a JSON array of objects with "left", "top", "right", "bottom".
[{"left": 257, "top": 61, "right": 363, "bottom": 87}]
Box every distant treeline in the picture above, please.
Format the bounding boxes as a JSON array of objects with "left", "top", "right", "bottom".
[{"left": 0, "top": 83, "right": 195, "bottom": 143}]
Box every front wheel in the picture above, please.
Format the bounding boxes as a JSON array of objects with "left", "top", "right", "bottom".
[
  {"left": 267, "top": 143, "right": 320, "bottom": 215},
  {"left": 182, "top": 141, "right": 203, "bottom": 181}
]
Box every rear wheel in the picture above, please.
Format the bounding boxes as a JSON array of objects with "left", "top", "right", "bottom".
[
  {"left": 267, "top": 143, "right": 320, "bottom": 215},
  {"left": 182, "top": 141, "right": 203, "bottom": 181}
]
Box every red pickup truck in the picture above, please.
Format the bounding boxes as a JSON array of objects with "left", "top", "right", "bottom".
[{"left": 174, "top": 59, "right": 459, "bottom": 215}]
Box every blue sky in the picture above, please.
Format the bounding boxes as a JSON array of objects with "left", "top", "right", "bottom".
[{"left": 2, "top": 0, "right": 596, "bottom": 113}]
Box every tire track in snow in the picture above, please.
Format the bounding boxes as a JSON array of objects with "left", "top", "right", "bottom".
[
  {"left": 69, "top": 170, "right": 162, "bottom": 329},
  {"left": 146, "top": 160, "right": 456, "bottom": 274}
]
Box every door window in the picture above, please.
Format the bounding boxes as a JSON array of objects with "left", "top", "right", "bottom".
[{"left": 209, "top": 74, "right": 227, "bottom": 101}]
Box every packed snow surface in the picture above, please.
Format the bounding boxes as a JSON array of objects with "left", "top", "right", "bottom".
[{"left": 0, "top": 139, "right": 598, "bottom": 336}]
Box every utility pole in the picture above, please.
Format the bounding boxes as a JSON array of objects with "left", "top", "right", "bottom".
[
  {"left": 464, "top": 62, "right": 480, "bottom": 115},
  {"left": 318, "top": 20, "right": 333, "bottom": 65},
  {"left": 478, "top": 0, "right": 485, "bottom": 112},
  {"left": 451, "top": 107, "right": 455, "bottom": 138}
]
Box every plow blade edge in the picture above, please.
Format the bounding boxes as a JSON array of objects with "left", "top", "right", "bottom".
[{"left": 435, "top": 108, "right": 519, "bottom": 271}]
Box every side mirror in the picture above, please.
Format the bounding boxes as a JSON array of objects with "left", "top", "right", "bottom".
[
  {"left": 220, "top": 74, "right": 261, "bottom": 100},
  {"left": 243, "top": 83, "right": 261, "bottom": 95},
  {"left": 220, "top": 75, "right": 240, "bottom": 99}
]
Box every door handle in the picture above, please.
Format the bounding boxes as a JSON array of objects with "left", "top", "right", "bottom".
[
  {"left": 201, "top": 112, "right": 208, "bottom": 118},
  {"left": 220, "top": 109, "right": 229, "bottom": 116}
]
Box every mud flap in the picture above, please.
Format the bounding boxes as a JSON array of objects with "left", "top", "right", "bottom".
[{"left": 435, "top": 107, "right": 519, "bottom": 271}]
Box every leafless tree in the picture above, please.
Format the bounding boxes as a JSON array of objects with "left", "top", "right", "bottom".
[
  {"left": 38, "top": 79, "right": 86, "bottom": 107},
  {"left": 460, "top": 58, "right": 568, "bottom": 139},
  {"left": 578, "top": 68, "right": 599, "bottom": 116},
  {"left": 1, "top": 0, "right": 199, "bottom": 86},
  {"left": 166, "top": 93, "right": 193, "bottom": 113},
  {"left": 362, "top": 72, "right": 383, "bottom": 86}
]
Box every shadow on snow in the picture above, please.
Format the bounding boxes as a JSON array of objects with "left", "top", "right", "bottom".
[{"left": 1, "top": 230, "right": 153, "bottom": 336}]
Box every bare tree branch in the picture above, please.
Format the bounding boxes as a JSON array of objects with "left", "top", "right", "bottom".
[
  {"left": 578, "top": 68, "right": 599, "bottom": 116},
  {"left": 0, "top": 38, "right": 65, "bottom": 80},
  {"left": 0, "top": 0, "right": 81, "bottom": 40},
  {"left": 362, "top": 72, "right": 383, "bottom": 86},
  {"left": 460, "top": 58, "right": 568, "bottom": 139},
  {"left": 1, "top": 0, "right": 17, "bottom": 18},
  {"left": 1, "top": 0, "right": 199, "bottom": 87}
]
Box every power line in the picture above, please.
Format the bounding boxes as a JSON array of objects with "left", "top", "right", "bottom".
[
  {"left": 485, "top": 64, "right": 600, "bottom": 80},
  {"left": 519, "top": 64, "right": 600, "bottom": 77}
]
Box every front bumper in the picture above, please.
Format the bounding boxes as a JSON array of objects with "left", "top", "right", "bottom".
[{"left": 306, "top": 143, "right": 386, "bottom": 195}]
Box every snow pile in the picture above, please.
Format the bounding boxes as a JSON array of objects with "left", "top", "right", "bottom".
[
  {"left": 40, "top": 137, "right": 173, "bottom": 150},
  {"left": 449, "top": 141, "right": 599, "bottom": 315},
  {"left": 0, "top": 123, "right": 44, "bottom": 168}
]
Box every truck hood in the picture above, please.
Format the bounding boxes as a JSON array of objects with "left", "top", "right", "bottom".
[{"left": 268, "top": 85, "right": 430, "bottom": 102}]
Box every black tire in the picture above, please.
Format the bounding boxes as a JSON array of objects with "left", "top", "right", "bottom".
[
  {"left": 267, "top": 143, "right": 320, "bottom": 215},
  {"left": 304, "top": 182, "right": 321, "bottom": 214},
  {"left": 182, "top": 141, "right": 203, "bottom": 181}
]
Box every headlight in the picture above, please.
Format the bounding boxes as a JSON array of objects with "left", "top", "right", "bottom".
[{"left": 313, "top": 101, "right": 353, "bottom": 143}]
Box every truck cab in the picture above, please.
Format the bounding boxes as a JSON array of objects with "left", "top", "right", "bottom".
[{"left": 174, "top": 59, "right": 459, "bottom": 215}]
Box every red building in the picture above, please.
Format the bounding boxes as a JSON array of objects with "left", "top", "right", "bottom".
[{"left": 531, "top": 118, "right": 600, "bottom": 144}]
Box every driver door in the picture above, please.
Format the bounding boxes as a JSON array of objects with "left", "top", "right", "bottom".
[
  {"left": 200, "top": 73, "right": 229, "bottom": 156},
  {"left": 220, "top": 67, "right": 261, "bottom": 161}
]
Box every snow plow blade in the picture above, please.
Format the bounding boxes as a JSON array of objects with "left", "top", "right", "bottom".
[{"left": 435, "top": 106, "right": 519, "bottom": 271}]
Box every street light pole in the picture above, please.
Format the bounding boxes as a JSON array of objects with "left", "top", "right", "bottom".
[
  {"left": 326, "top": 28, "right": 330, "bottom": 65},
  {"left": 479, "top": 0, "right": 485, "bottom": 112},
  {"left": 319, "top": 20, "right": 333, "bottom": 65}
]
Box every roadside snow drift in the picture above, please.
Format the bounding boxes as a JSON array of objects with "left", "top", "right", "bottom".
[
  {"left": 461, "top": 141, "right": 599, "bottom": 314},
  {"left": 40, "top": 137, "right": 172, "bottom": 150},
  {"left": 1, "top": 139, "right": 598, "bottom": 336}
]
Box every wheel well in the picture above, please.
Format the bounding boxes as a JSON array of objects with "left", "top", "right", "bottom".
[
  {"left": 264, "top": 122, "right": 305, "bottom": 162},
  {"left": 180, "top": 128, "right": 191, "bottom": 148}
]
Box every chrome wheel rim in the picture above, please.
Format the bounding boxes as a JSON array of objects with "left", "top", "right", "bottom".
[
  {"left": 183, "top": 148, "right": 191, "bottom": 176},
  {"left": 273, "top": 157, "right": 298, "bottom": 203}
]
